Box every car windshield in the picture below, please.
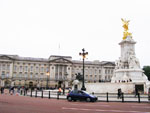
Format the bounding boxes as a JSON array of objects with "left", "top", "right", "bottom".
[
  {"left": 82, "top": 91, "right": 90, "bottom": 95},
  {"left": 70, "top": 90, "right": 92, "bottom": 95}
]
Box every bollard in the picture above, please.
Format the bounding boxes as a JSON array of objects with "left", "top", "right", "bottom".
[
  {"left": 138, "top": 93, "right": 140, "bottom": 103},
  {"left": 106, "top": 92, "right": 109, "bottom": 102},
  {"left": 30, "top": 89, "right": 32, "bottom": 97},
  {"left": 24, "top": 90, "right": 26, "bottom": 96},
  {"left": 35, "top": 90, "right": 37, "bottom": 98},
  {"left": 20, "top": 90, "right": 23, "bottom": 95},
  {"left": 122, "top": 93, "right": 124, "bottom": 102},
  {"left": 41, "top": 90, "right": 43, "bottom": 98},
  {"left": 57, "top": 92, "right": 59, "bottom": 100},
  {"left": 49, "top": 91, "right": 50, "bottom": 99}
]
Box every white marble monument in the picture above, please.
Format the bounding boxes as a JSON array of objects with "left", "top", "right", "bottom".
[
  {"left": 111, "top": 36, "right": 148, "bottom": 83},
  {"left": 111, "top": 19, "right": 149, "bottom": 93}
]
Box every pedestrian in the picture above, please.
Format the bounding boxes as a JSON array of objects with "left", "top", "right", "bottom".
[
  {"left": 9, "top": 87, "right": 11, "bottom": 94},
  {"left": 0, "top": 87, "right": 2, "bottom": 94},
  {"left": 58, "top": 87, "right": 62, "bottom": 95},
  {"left": 17, "top": 86, "right": 20, "bottom": 93},
  {"left": 117, "top": 88, "right": 122, "bottom": 99},
  {"left": 148, "top": 88, "right": 150, "bottom": 101},
  {"left": 135, "top": 88, "right": 138, "bottom": 97},
  {"left": 62, "top": 88, "right": 65, "bottom": 95},
  {"left": 12, "top": 86, "right": 14, "bottom": 94}
]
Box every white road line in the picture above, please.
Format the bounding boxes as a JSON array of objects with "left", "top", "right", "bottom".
[
  {"left": 62, "top": 107, "right": 150, "bottom": 113},
  {"left": 132, "top": 106, "right": 150, "bottom": 109},
  {"left": 71, "top": 103, "right": 110, "bottom": 107},
  {"left": 125, "top": 103, "right": 150, "bottom": 106}
]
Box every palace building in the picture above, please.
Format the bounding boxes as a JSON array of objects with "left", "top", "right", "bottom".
[{"left": 0, "top": 54, "right": 115, "bottom": 88}]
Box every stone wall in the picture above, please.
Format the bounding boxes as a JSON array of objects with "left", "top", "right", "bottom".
[{"left": 85, "top": 83, "right": 135, "bottom": 93}]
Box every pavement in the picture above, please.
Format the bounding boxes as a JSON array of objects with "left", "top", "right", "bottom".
[{"left": 0, "top": 94, "right": 150, "bottom": 113}]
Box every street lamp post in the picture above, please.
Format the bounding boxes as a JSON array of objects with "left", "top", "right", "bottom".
[
  {"left": 46, "top": 72, "right": 50, "bottom": 89},
  {"left": 79, "top": 48, "right": 88, "bottom": 91}
]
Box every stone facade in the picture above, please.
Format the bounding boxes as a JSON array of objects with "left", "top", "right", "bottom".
[{"left": 0, "top": 54, "right": 115, "bottom": 88}]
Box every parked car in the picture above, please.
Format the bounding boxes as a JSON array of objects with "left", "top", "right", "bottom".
[{"left": 67, "top": 90, "right": 97, "bottom": 102}]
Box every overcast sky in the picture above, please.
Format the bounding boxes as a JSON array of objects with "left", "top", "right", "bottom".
[{"left": 0, "top": 0, "right": 150, "bottom": 67}]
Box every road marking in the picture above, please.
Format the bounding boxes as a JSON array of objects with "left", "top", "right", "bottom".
[
  {"left": 62, "top": 107, "right": 150, "bottom": 113},
  {"left": 71, "top": 103, "right": 110, "bottom": 107},
  {"left": 125, "top": 103, "right": 150, "bottom": 106},
  {"left": 132, "top": 106, "right": 150, "bottom": 109}
]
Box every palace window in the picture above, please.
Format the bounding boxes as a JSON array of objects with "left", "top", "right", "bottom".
[
  {"left": 6, "top": 73, "right": 9, "bottom": 77},
  {"left": 36, "top": 67, "right": 39, "bottom": 72},
  {"left": 2, "top": 64, "right": 5, "bottom": 70},
  {"left": 111, "top": 70, "right": 113, "bottom": 74},
  {"left": 108, "top": 70, "right": 110, "bottom": 74},
  {"left": 86, "top": 75, "right": 88, "bottom": 78},
  {"left": 24, "top": 74, "right": 27, "bottom": 78},
  {"left": 7, "top": 65, "right": 10, "bottom": 70},
  {"left": 41, "top": 67, "right": 44, "bottom": 72},
  {"left": 99, "top": 70, "right": 101, "bottom": 74},
  {"left": 105, "top": 70, "right": 107, "bottom": 74},
  {"left": 95, "top": 69, "right": 97, "bottom": 73},
  {"left": 105, "top": 76, "right": 107, "bottom": 80},
  {"left": 35, "top": 73, "right": 38, "bottom": 78},
  {"left": 59, "top": 75, "right": 62, "bottom": 79},
  {"left": 25, "top": 66, "right": 28, "bottom": 72},
  {"left": 14, "top": 65, "right": 17, "bottom": 71},
  {"left": 99, "top": 75, "right": 101, "bottom": 80},
  {"left": 46, "top": 67, "right": 49, "bottom": 72},
  {"left": 30, "top": 66, "right": 33, "bottom": 72},
  {"left": 30, "top": 73, "right": 33, "bottom": 78},
  {"left": 20, "top": 66, "right": 22, "bottom": 72},
  {"left": 55, "top": 75, "right": 58, "bottom": 80},
  {"left": 19, "top": 73, "right": 22, "bottom": 78},
  {"left": 40, "top": 73, "right": 43, "bottom": 78},
  {"left": 2, "top": 71, "right": 5, "bottom": 77},
  {"left": 13, "top": 74, "right": 16, "bottom": 77}
]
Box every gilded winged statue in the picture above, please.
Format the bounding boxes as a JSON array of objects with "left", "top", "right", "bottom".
[
  {"left": 121, "top": 18, "right": 130, "bottom": 31},
  {"left": 121, "top": 18, "right": 132, "bottom": 40}
]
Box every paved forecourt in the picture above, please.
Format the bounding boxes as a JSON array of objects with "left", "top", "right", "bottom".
[{"left": 0, "top": 94, "right": 150, "bottom": 113}]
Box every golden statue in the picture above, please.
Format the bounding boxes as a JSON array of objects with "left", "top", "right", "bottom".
[{"left": 121, "top": 18, "right": 132, "bottom": 40}]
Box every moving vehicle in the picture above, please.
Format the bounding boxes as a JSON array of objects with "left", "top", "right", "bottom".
[{"left": 67, "top": 90, "right": 97, "bottom": 102}]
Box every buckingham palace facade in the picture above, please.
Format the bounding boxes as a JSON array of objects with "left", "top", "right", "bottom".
[{"left": 0, "top": 54, "right": 115, "bottom": 88}]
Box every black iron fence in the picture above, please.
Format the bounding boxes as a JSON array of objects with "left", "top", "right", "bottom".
[{"left": 18, "top": 89, "right": 150, "bottom": 103}]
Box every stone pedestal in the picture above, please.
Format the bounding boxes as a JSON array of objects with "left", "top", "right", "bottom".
[
  {"left": 112, "top": 69, "right": 148, "bottom": 83},
  {"left": 111, "top": 36, "right": 150, "bottom": 93},
  {"left": 72, "top": 80, "right": 82, "bottom": 90}
]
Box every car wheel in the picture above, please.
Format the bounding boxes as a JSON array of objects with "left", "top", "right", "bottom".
[
  {"left": 86, "top": 98, "right": 91, "bottom": 102},
  {"left": 67, "top": 97, "right": 72, "bottom": 101}
]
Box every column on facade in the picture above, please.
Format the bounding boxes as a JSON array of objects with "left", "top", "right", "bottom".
[
  {"left": 9, "top": 62, "right": 13, "bottom": 78},
  {"left": 50, "top": 64, "right": 55, "bottom": 81}
]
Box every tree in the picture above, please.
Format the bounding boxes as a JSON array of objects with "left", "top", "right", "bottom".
[{"left": 143, "top": 66, "right": 150, "bottom": 81}]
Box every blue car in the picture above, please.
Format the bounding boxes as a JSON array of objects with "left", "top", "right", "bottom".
[{"left": 67, "top": 90, "right": 97, "bottom": 102}]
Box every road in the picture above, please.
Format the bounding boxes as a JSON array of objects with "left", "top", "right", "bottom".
[{"left": 0, "top": 94, "right": 150, "bottom": 113}]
